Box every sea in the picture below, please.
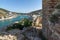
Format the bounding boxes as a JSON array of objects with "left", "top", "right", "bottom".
[{"left": 0, "top": 15, "right": 31, "bottom": 27}]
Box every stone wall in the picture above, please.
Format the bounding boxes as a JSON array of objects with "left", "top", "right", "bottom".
[{"left": 43, "top": 0, "right": 60, "bottom": 40}]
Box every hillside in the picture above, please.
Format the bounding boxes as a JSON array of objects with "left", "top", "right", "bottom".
[
  {"left": 0, "top": 8, "right": 42, "bottom": 17},
  {"left": 28, "top": 9, "right": 42, "bottom": 16},
  {"left": 0, "top": 8, "right": 9, "bottom": 12},
  {"left": 0, "top": 8, "right": 9, "bottom": 16},
  {"left": 0, "top": 8, "right": 17, "bottom": 19}
]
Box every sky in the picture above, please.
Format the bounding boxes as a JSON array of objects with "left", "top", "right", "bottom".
[{"left": 0, "top": 0, "right": 42, "bottom": 13}]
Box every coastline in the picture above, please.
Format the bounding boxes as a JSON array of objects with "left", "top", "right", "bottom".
[
  {"left": 0, "top": 15, "right": 17, "bottom": 21},
  {"left": 0, "top": 15, "right": 31, "bottom": 31}
]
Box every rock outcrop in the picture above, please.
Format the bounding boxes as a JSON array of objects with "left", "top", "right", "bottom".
[{"left": 0, "top": 27, "right": 41, "bottom": 40}]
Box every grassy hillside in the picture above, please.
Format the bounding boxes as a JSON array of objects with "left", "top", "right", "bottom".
[{"left": 0, "top": 8, "right": 9, "bottom": 17}]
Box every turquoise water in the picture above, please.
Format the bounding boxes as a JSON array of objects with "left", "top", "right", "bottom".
[{"left": 0, "top": 15, "right": 30, "bottom": 27}]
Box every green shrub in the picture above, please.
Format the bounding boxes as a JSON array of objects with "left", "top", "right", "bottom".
[
  {"left": 19, "top": 18, "right": 32, "bottom": 27},
  {"left": 6, "top": 18, "right": 32, "bottom": 31},
  {"left": 6, "top": 23, "right": 24, "bottom": 31}
]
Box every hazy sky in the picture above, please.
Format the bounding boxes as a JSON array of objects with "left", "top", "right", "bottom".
[{"left": 0, "top": 0, "right": 42, "bottom": 13}]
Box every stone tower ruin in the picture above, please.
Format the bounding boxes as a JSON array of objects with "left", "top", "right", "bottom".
[{"left": 43, "top": 0, "right": 60, "bottom": 40}]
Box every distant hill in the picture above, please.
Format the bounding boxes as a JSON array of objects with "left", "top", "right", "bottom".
[
  {"left": 27, "top": 9, "right": 42, "bottom": 16},
  {"left": 16, "top": 9, "right": 42, "bottom": 16},
  {"left": 0, "top": 8, "right": 42, "bottom": 17},
  {"left": 31, "top": 9, "right": 41, "bottom": 14},
  {"left": 0, "top": 8, "right": 9, "bottom": 17},
  {"left": 0, "top": 8, "right": 9, "bottom": 12},
  {"left": 0, "top": 8, "right": 15, "bottom": 17},
  {"left": 0, "top": 8, "right": 10, "bottom": 14}
]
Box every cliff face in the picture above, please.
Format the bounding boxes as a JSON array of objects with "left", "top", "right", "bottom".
[
  {"left": 0, "top": 8, "right": 9, "bottom": 18},
  {"left": 43, "top": 0, "right": 60, "bottom": 40}
]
